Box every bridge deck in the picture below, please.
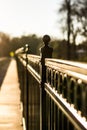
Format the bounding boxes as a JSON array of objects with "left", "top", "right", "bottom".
[{"left": 0, "top": 59, "right": 23, "bottom": 130}]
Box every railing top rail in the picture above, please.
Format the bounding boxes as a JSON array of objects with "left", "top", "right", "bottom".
[
  {"left": 27, "top": 54, "right": 40, "bottom": 61},
  {"left": 45, "top": 58, "right": 87, "bottom": 72},
  {"left": 20, "top": 54, "right": 40, "bottom": 63},
  {"left": 17, "top": 53, "right": 87, "bottom": 74},
  {"left": 45, "top": 58, "right": 87, "bottom": 83}
]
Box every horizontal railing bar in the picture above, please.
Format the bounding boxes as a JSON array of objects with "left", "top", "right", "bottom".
[
  {"left": 45, "top": 83, "right": 87, "bottom": 130},
  {"left": 27, "top": 54, "right": 40, "bottom": 63},
  {"left": 45, "top": 59, "right": 87, "bottom": 83},
  {"left": 45, "top": 59, "right": 87, "bottom": 74},
  {"left": 18, "top": 56, "right": 41, "bottom": 83},
  {"left": 19, "top": 54, "right": 41, "bottom": 64},
  {"left": 27, "top": 64, "right": 41, "bottom": 83},
  {"left": 18, "top": 56, "right": 26, "bottom": 67}
]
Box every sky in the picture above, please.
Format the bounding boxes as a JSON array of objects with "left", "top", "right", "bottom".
[{"left": 0, "top": 0, "right": 63, "bottom": 38}]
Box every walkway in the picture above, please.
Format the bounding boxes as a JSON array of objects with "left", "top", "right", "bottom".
[{"left": 0, "top": 58, "right": 23, "bottom": 130}]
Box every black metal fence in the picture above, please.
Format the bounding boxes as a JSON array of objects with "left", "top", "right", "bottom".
[{"left": 15, "top": 51, "right": 87, "bottom": 130}]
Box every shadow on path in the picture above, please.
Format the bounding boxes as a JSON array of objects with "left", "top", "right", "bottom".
[{"left": 0, "top": 58, "right": 11, "bottom": 87}]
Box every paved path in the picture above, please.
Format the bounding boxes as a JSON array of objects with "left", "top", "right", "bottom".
[{"left": 0, "top": 58, "right": 23, "bottom": 130}]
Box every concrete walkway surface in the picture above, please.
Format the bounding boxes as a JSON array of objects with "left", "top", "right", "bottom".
[{"left": 0, "top": 58, "right": 23, "bottom": 130}]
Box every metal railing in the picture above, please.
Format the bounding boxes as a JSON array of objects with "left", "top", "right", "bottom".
[{"left": 15, "top": 46, "right": 87, "bottom": 130}]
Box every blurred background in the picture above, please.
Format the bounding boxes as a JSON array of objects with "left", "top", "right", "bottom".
[{"left": 0, "top": 0, "right": 87, "bottom": 62}]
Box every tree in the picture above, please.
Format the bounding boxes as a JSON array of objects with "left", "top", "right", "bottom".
[
  {"left": 0, "top": 32, "right": 11, "bottom": 57},
  {"left": 58, "top": 0, "right": 86, "bottom": 60},
  {"left": 59, "top": 0, "right": 74, "bottom": 60},
  {"left": 75, "top": 0, "right": 87, "bottom": 40}
]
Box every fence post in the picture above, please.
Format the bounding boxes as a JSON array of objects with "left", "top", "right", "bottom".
[
  {"left": 25, "top": 44, "right": 29, "bottom": 130},
  {"left": 40, "top": 35, "right": 53, "bottom": 130}
]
